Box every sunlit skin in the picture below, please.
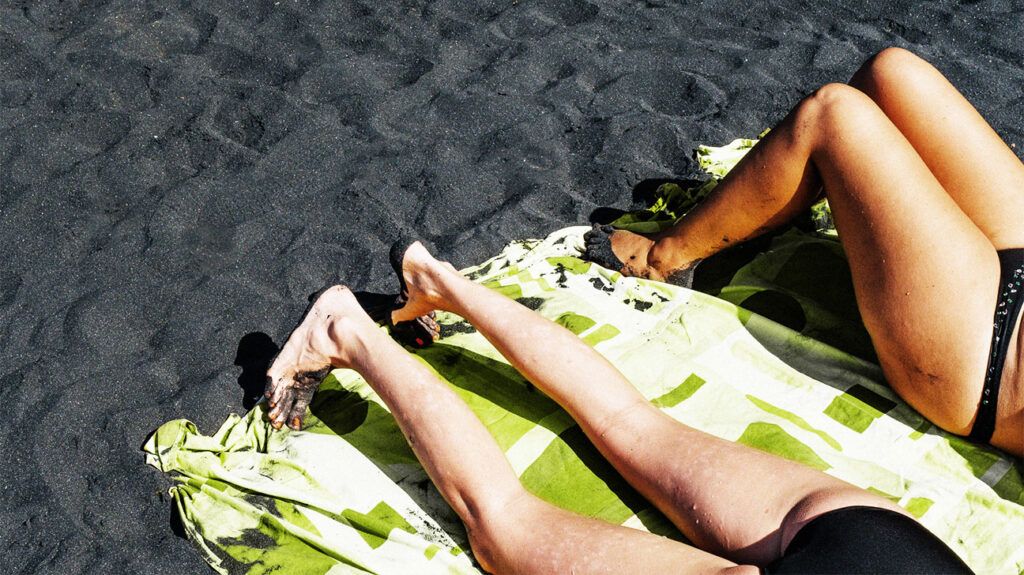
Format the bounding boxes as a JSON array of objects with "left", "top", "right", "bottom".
[
  {"left": 264, "top": 240, "right": 904, "bottom": 574},
  {"left": 260, "top": 48, "right": 1001, "bottom": 574},
  {"left": 597, "top": 48, "right": 1024, "bottom": 457}
]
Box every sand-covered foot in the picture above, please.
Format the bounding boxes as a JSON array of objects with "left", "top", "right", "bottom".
[
  {"left": 583, "top": 224, "right": 660, "bottom": 277},
  {"left": 583, "top": 224, "right": 698, "bottom": 287},
  {"left": 390, "top": 241, "right": 459, "bottom": 326},
  {"left": 264, "top": 285, "right": 375, "bottom": 430}
]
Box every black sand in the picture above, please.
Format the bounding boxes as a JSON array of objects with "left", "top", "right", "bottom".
[{"left": 2, "top": 1, "right": 1022, "bottom": 572}]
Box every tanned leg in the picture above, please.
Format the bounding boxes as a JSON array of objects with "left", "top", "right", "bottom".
[
  {"left": 850, "top": 47, "right": 1024, "bottom": 452},
  {"left": 849, "top": 47, "right": 1024, "bottom": 249},
  {"left": 600, "top": 49, "right": 1024, "bottom": 277},
  {"left": 593, "top": 79, "right": 1007, "bottom": 448}
]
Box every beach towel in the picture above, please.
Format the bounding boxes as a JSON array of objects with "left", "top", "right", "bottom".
[{"left": 144, "top": 141, "right": 1024, "bottom": 575}]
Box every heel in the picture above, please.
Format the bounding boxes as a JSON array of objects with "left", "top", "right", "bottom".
[{"left": 388, "top": 232, "right": 441, "bottom": 348}]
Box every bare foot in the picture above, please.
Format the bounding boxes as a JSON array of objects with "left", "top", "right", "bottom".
[
  {"left": 583, "top": 224, "right": 699, "bottom": 286},
  {"left": 610, "top": 229, "right": 660, "bottom": 278},
  {"left": 264, "top": 285, "right": 376, "bottom": 430},
  {"left": 390, "top": 241, "right": 459, "bottom": 325},
  {"left": 583, "top": 224, "right": 660, "bottom": 278}
]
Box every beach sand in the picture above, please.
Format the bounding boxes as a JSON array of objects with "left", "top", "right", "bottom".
[{"left": 1, "top": 1, "right": 1022, "bottom": 572}]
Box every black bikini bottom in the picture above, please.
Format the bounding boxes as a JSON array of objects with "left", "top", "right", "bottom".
[
  {"left": 969, "top": 248, "right": 1024, "bottom": 442},
  {"left": 763, "top": 506, "right": 972, "bottom": 574}
]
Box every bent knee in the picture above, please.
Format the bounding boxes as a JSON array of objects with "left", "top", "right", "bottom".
[
  {"left": 465, "top": 514, "right": 509, "bottom": 573},
  {"left": 859, "top": 47, "right": 928, "bottom": 84},
  {"left": 805, "top": 82, "right": 873, "bottom": 118},
  {"left": 464, "top": 491, "right": 548, "bottom": 573},
  {"left": 793, "top": 83, "right": 881, "bottom": 143}
]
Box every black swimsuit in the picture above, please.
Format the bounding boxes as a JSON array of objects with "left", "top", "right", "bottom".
[
  {"left": 764, "top": 506, "right": 972, "bottom": 574},
  {"left": 969, "top": 248, "right": 1024, "bottom": 442}
]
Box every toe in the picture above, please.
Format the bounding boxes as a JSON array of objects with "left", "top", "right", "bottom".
[
  {"left": 390, "top": 313, "right": 441, "bottom": 348},
  {"left": 422, "top": 313, "right": 439, "bottom": 333},
  {"left": 584, "top": 223, "right": 605, "bottom": 241},
  {"left": 581, "top": 229, "right": 623, "bottom": 270},
  {"left": 274, "top": 406, "right": 289, "bottom": 428},
  {"left": 267, "top": 392, "right": 284, "bottom": 419},
  {"left": 416, "top": 315, "right": 441, "bottom": 344},
  {"left": 269, "top": 387, "right": 295, "bottom": 429},
  {"left": 287, "top": 393, "right": 314, "bottom": 430},
  {"left": 269, "top": 377, "right": 288, "bottom": 407}
]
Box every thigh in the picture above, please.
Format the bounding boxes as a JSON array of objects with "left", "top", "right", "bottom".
[
  {"left": 850, "top": 48, "right": 1024, "bottom": 249},
  {"left": 587, "top": 404, "right": 901, "bottom": 566},
  {"left": 813, "top": 86, "right": 1001, "bottom": 434},
  {"left": 474, "top": 493, "right": 753, "bottom": 575}
]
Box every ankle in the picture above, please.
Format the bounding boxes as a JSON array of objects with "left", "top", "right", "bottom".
[
  {"left": 325, "top": 314, "right": 378, "bottom": 367},
  {"left": 648, "top": 236, "right": 694, "bottom": 275},
  {"left": 411, "top": 259, "right": 461, "bottom": 307},
  {"left": 435, "top": 264, "right": 479, "bottom": 313}
]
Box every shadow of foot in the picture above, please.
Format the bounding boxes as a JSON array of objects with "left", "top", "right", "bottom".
[
  {"left": 587, "top": 177, "right": 707, "bottom": 225},
  {"left": 235, "top": 332, "right": 279, "bottom": 409}
]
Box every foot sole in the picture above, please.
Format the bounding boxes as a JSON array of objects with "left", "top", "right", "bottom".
[{"left": 388, "top": 233, "right": 441, "bottom": 348}]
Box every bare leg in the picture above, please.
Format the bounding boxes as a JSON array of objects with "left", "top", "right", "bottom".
[
  {"left": 592, "top": 77, "right": 1008, "bottom": 447},
  {"left": 267, "top": 286, "right": 749, "bottom": 575},
  {"left": 799, "top": 87, "right": 1001, "bottom": 437},
  {"left": 849, "top": 48, "right": 1024, "bottom": 249},
  {"left": 593, "top": 106, "right": 825, "bottom": 281},
  {"left": 599, "top": 49, "right": 1024, "bottom": 277},
  {"left": 849, "top": 48, "right": 1024, "bottom": 453},
  {"left": 391, "top": 243, "right": 900, "bottom": 566}
]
